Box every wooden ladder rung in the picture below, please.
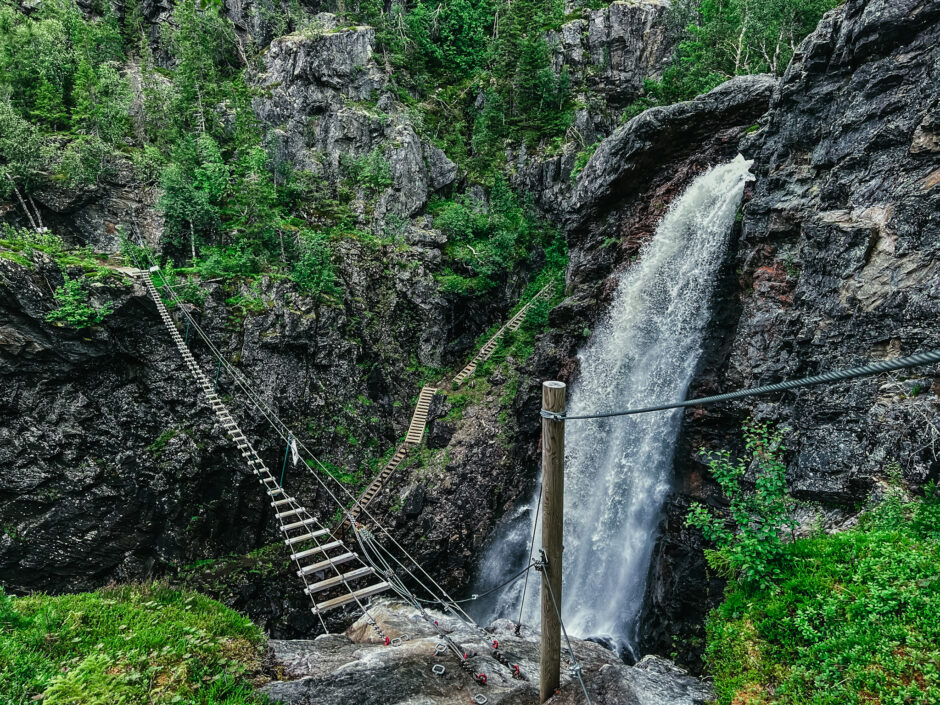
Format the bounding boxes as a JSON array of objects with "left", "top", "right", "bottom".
[
  {"left": 312, "top": 582, "right": 391, "bottom": 614},
  {"left": 295, "top": 541, "right": 345, "bottom": 572},
  {"left": 297, "top": 551, "right": 356, "bottom": 575},
  {"left": 284, "top": 530, "right": 325, "bottom": 546},
  {"left": 303, "top": 567, "right": 375, "bottom": 595}
]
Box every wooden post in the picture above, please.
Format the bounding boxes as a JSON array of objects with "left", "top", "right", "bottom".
[{"left": 540, "top": 380, "right": 566, "bottom": 703}]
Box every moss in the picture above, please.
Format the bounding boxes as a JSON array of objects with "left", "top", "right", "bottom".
[
  {"left": 705, "top": 487, "right": 940, "bottom": 704},
  {"left": 0, "top": 583, "right": 268, "bottom": 704}
]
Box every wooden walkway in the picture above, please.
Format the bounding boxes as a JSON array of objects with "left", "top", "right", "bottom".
[
  {"left": 343, "top": 282, "right": 554, "bottom": 528},
  {"left": 142, "top": 270, "right": 390, "bottom": 617}
]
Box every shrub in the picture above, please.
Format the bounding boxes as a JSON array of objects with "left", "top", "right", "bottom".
[
  {"left": 705, "top": 490, "right": 940, "bottom": 704},
  {"left": 686, "top": 420, "right": 795, "bottom": 588},
  {"left": 569, "top": 141, "right": 599, "bottom": 183},
  {"left": 46, "top": 277, "right": 113, "bottom": 328}
]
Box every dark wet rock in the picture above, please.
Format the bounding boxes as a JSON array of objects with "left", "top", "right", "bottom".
[
  {"left": 426, "top": 421, "right": 455, "bottom": 450},
  {"left": 32, "top": 160, "right": 163, "bottom": 253},
  {"left": 260, "top": 600, "right": 711, "bottom": 705}
]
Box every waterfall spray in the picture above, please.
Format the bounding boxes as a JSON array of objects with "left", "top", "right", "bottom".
[{"left": 471, "top": 155, "right": 755, "bottom": 657}]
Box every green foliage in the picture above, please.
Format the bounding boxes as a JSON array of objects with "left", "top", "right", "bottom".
[
  {"left": 686, "top": 420, "right": 795, "bottom": 588},
  {"left": 0, "top": 0, "right": 130, "bottom": 188},
  {"left": 372, "top": 0, "right": 573, "bottom": 178},
  {"left": 705, "top": 490, "right": 940, "bottom": 705},
  {"left": 570, "top": 141, "right": 599, "bottom": 183},
  {"left": 0, "top": 583, "right": 267, "bottom": 705},
  {"left": 641, "top": 0, "right": 840, "bottom": 106},
  {"left": 341, "top": 146, "right": 393, "bottom": 196},
  {"left": 432, "top": 175, "right": 557, "bottom": 292},
  {"left": 148, "top": 428, "right": 179, "bottom": 457},
  {"left": 0, "top": 100, "right": 49, "bottom": 199},
  {"left": 292, "top": 229, "right": 340, "bottom": 298},
  {"left": 45, "top": 276, "right": 113, "bottom": 328}
]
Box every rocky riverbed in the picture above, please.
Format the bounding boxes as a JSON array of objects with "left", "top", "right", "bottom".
[{"left": 259, "top": 600, "right": 712, "bottom": 705}]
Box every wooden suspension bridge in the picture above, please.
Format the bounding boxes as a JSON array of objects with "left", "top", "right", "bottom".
[
  {"left": 142, "top": 268, "right": 552, "bottom": 617},
  {"left": 142, "top": 270, "right": 392, "bottom": 617}
]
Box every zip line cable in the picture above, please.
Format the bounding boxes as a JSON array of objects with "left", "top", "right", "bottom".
[{"left": 542, "top": 348, "right": 940, "bottom": 422}]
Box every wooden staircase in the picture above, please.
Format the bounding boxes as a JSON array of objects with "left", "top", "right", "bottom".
[
  {"left": 142, "top": 269, "right": 390, "bottom": 617},
  {"left": 342, "top": 282, "right": 555, "bottom": 527},
  {"left": 342, "top": 385, "right": 437, "bottom": 528}
]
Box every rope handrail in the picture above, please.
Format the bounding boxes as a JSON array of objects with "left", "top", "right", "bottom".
[
  {"left": 131, "top": 257, "right": 530, "bottom": 688},
  {"left": 541, "top": 348, "right": 940, "bottom": 421}
]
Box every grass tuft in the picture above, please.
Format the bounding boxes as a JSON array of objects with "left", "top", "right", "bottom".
[
  {"left": 0, "top": 583, "right": 269, "bottom": 705},
  {"left": 706, "top": 485, "right": 940, "bottom": 704}
]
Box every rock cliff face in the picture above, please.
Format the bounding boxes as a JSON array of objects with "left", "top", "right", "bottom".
[
  {"left": 639, "top": 0, "right": 940, "bottom": 666},
  {"left": 508, "top": 0, "right": 939, "bottom": 671},
  {"left": 250, "top": 17, "right": 458, "bottom": 226},
  {"left": 0, "top": 228, "right": 531, "bottom": 635},
  {"left": 5, "top": 0, "right": 939, "bottom": 681},
  {"left": 509, "top": 0, "right": 674, "bottom": 217}
]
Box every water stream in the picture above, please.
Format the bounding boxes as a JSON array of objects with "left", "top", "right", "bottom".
[{"left": 470, "top": 155, "right": 754, "bottom": 657}]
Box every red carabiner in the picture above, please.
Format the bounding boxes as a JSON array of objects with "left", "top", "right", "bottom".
[
  {"left": 476, "top": 673, "right": 487, "bottom": 685},
  {"left": 384, "top": 636, "right": 390, "bottom": 646},
  {"left": 491, "top": 639, "right": 499, "bottom": 650}
]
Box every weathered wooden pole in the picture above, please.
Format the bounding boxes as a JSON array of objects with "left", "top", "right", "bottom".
[{"left": 540, "top": 380, "right": 566, "bottom": 703}]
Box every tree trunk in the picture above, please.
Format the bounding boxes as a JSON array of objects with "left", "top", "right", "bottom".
[{"left": 5, "top": 176, "right": 39, "bottom": 231}]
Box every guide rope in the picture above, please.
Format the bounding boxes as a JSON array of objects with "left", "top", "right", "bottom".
[
  {"left": 515, "top": 483, "right": 542, "bottom": 634},
  {"left": 540, "top": 558, "right": 593, "bottom": 705},
  {"left": 132, "top": 255, "right": 529, "bottom": 689},
  {"left": 541, "top": 348, "right": 940, "bottom": 421}
]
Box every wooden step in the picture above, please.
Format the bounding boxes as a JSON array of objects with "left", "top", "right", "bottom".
[
  {"left": 298, "top": 551, "right": 356, "bottom": 575},
  {"left": 303, "top": 567, "right": 375, "bottom": 595},
  {"left": 293, "top": 540, "right": 344, "bottom": 569},
  {"left": 312, "top": 582, "right": 391, "bottom": 614},
  {"left": 280, "top": 517, "right": 317, "bottom": 532},
  {"left": 275, "top": 507, "right": 305, "bottom": 520},
  {"left": 288, "top": 535, "right": 335, "bottom": 560},
  {"left": 284, "top": 530, "right": 326, "bottom": 546}
]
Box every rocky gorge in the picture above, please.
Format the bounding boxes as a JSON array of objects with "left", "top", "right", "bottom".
[{"left": 2, "top": 0, "right": 939, "bottom": 702}]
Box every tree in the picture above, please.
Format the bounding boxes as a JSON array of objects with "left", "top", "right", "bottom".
[
  {"left": 0, "top": 100, "right": 48, "bottom": 228},
  {"left": 686, "top": 420, "right": 796, "bottom": 589},
  {"left": 292, "top": 228, "right": 340, "bottom": 300},
  {"left": 71, "top": 60, "right": 131, "bottom": 145},
  {"left": 159, "top": 134, "right": 229, "bottom": 260}
]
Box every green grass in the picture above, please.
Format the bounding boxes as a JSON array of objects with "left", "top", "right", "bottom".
[
  {"left": 706, "top": 487, "right": 940, "bottom": 704},
  {"left": 0, "top": 583, "right": 269, "bottom": 705}
]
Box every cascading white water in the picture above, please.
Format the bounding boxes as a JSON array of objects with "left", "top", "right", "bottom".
[{"left": 470, "top": 156, "right": 754, "bottom": 655}]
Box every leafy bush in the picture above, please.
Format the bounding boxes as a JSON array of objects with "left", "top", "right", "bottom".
[
  {"left": 705, "top": 489, "right": 940, "bottom": 704},
  {"left": 46, "top": 277, "right": 113, "bottom": 328},
  {"left": 570, "top": 141, "right": 599, "bottom": 183},
  {"left": 292, "top": 229, "right": 340, "bottom": 298},
  {"left": 687, "top": 420, "right": 795, "bottom": 588},
  {"left": 341, "top": 146, "right": 393, "bottom": 195},
  {"left": 0, "top": 584, "right": 268, "bottom": 704}
]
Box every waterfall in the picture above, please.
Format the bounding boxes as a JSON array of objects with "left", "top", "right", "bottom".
[{"left": 470, "top": 155, "right": 754, "bottom": 656}]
